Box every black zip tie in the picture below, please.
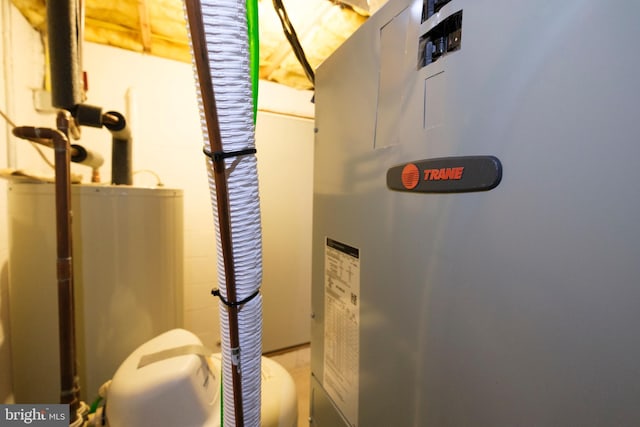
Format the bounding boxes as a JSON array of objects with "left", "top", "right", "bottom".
[
  {"left": 211, "top": 288, "right": 261, "bottom": 308},
  {"left": 203, "top": 146, "right": 257, "bottom": 162}
]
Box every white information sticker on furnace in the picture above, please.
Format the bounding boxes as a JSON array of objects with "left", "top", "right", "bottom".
[{"left": 323, "top": 237, "right": 360, "bottom": 426}]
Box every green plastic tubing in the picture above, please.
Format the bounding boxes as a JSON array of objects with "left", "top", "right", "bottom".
[{"left": 247, "top": 0, "right": 259, "bottom": 123}]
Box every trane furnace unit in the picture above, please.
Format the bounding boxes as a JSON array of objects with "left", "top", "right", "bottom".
[{"left": 310, "top": 0, "right": 640, "bottom": 426}]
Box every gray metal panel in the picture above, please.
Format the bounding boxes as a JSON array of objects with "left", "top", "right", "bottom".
[
  {"left": 313, "top": 0, "right": 640, "bottom": 426},
  {"left": 375, "top": 6, "right": 411, "bottom": 149},
  {"left": 309, "top": 375, "right": 351, "bottom": 427},
  {"left": 311, "top": 0, "right": 412, "bottom": 409}
]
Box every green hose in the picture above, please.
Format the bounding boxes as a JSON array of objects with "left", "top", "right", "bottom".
[
  {"left": 247, "top": 0, "right": 260, "bottom": 123},
  {"left": 89, "top": 396, "right": 102, "bottom": 414},
  {"left": 220, "top": 368, "right": 224, "bottom": 427}
]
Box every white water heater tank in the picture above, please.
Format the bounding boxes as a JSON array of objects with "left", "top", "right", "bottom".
[{"left": 7, "top": 181, "right": 183, "bottom": 404}]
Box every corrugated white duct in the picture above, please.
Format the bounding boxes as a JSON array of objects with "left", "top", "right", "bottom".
[{"left": 184, "top": 1, "right": 263, "bottom": 425}]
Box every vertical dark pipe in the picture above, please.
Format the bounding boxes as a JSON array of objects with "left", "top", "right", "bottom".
[
  {"left": 103, "top": 111, "right": 132, "bottom": 185},
  {"left": 46, "top": 0, "right": 83, "bottom": 110},
  {"left": 11, "top": 111, "right": 81, "bottom": 423},
  {"left": 54, "top": 111, "right": 81, "bottom": 422},
  {"left": 111, "top": 137, "right": 132, "bottom": 185},
  {"left": 184, "top": 2, "right": 245, "bottom": 425}
]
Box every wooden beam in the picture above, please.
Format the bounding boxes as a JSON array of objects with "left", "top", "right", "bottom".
[{"left": 137, "top": 0, "right": 152, "bottom": 52}]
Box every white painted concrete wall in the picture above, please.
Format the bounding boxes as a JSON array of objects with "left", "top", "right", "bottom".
[{"left": 0, "top": 1, "right": 49, "bottom": 404}]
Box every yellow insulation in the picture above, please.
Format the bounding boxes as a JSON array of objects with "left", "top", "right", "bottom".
[{"left": 10, "top": 0, "right": 368, "bottom": 89}]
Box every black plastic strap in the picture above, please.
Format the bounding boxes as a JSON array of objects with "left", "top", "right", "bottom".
[
  {"left": 211, "top": 288, "right": 260, "bottom": 308},
  {"left": 203, "top": 147, "right": 257, "bottom": 162}
]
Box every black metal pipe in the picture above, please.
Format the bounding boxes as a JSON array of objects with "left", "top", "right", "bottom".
[
  {"left": 103, "top": 111, "right": 132, "bottom": 185},
  {"left": 46, "top": 0, "right": 83, "bottom": 110}
]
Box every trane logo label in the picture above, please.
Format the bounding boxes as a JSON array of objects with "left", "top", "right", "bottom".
[
  {"left": 424, "top": 167, "right": 464, "bottom": 181},
  {"left": 402, "top": 164, "right": 464, "bottom": 189},
  {"left": 388, "top": 156, "right": 502, "bottom": 194}
]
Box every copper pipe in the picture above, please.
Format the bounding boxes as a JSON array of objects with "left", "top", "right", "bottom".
[
  {"left": 184, "top": 1, "right": 245, "bottom": 425},
  {"left": 101, "top": 112, "right": 120, "bottom": 127},
  {"left": 12, "top": 110, "right": 81, "bottom": 423},
  {"left": 24, "top": 136, "right": 81, "bottom": 157}
]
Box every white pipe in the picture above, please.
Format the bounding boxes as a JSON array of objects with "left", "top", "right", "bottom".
[
  {"left": 188, "top": 1, "right": 263, "bottom": 425},
  {"left": 125, "top": 87, "right": 136, "bottom": 143}
]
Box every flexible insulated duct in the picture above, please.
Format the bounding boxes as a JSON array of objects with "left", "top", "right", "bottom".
[{"left": 184, "top": 1, "right": 263, "bottom": 426}]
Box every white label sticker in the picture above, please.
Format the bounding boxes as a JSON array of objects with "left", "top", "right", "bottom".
[{"left": 323, "top": 238, "right": 360, "bottom": 426}]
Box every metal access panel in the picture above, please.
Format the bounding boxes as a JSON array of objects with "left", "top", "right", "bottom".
[{"left": 310, "top": 0, "right": 640, "bottom": 426}]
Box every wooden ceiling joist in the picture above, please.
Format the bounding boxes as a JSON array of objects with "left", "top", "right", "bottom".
[{"left": 137, "top": 0, "right": 152, "bottom": 53}]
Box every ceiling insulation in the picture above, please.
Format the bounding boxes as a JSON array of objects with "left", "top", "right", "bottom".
[{"left": 10, "top": 0, "right": 377, "bottom": 89}]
